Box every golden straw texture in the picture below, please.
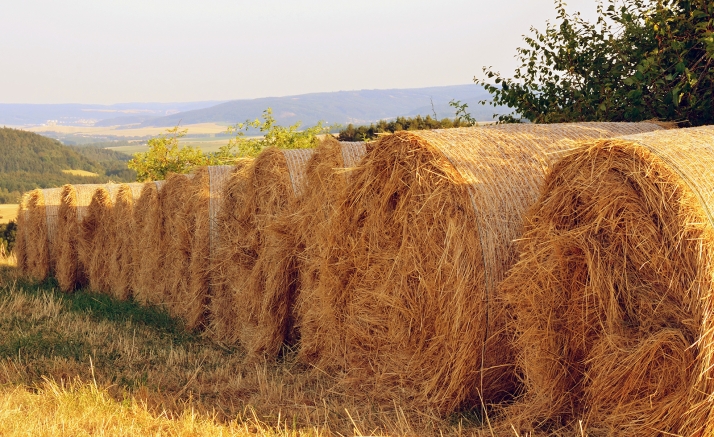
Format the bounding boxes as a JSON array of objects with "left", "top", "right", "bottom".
[
  {"left": 501, "top": 126, "right": 714, "bottom": 436},
  {"left": 108, "top": 183, "right": 145, "bottom": 300},
  {"left": 299, "top": 122, "right": 664, "bottom": 415},
  {"left": 237, "top": 147, "right": 315, "bottom": 358},
  {"left": 161, "top": 173, "right": 196, "bottom": 318},
  {"left": 209, "top": 164, "right": 253, "bottom": 345},
  {"left": 14, "top": 194, "right": 29, "bottom": 275},
  {"left": 22, "top": 188, "right": 62, "bottom": 281},
  {"left": 53, "top": 185, "right": 104, "bottom": 291},
  {"left": 293, "top": 138, "right": 367, "bottom": 357},
  {"left": 185, "top": 165, "right": 239, "bottom": 331},
  {"left": 132, "top": 181, "right": 165, "bottom": 306},
  {"left": 79, "top": 184, "right": 121, "bottom": 294},
  {"left": 55, "top": 184, "right": 106, "bottom": 292}
]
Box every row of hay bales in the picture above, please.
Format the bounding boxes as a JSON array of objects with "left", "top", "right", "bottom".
[{"left": 16, "top": 122, "right": 714, "bottom": 435}]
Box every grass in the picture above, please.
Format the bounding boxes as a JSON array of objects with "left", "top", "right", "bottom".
[
  {"left": 0, "top": 204, "right": 18, "bottom": 224},
  {"left": 61, "top": 169, "right": 100, "bottom": 177},
  {"left": 0, "top": 263, "right": 496, "bottom": 436}
]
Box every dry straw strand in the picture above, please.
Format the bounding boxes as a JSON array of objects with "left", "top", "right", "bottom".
[
  {"left": 23, "top": 190, "right": 48, "bottom": 282},
  {"left": 78, "top": 184, "right": 122, "bottom": 294},
  {"left": 501, "top": 126, "right": 714, "bottom": 436},
  {"left": 23, "top": 188, "right": 62, "bottom": 281},
  {"left": 237, "top": 147, "right": 315, "bottom": 359},
  {"left": 14, "top": 194, "right": 30, "bottom": 275},
  {"left": 55, "top": 184, "right": 107, "bottom": 292},
  {"left": 209, "top": 148, "right": 314, "bottom": 352},
  {"left": 185, "top": 165, "right": 240, "bottom": 331},
  {"left": 53, "top": 185, "right": 102, "bottom": 291},
  {"left": 108, "top": 183, "right": 145, "bottom": 300},
  {"left": 299, "top": 122, "right": 664, "bottom": 416},
  {"left": 132, "top": 180, "right": 165, "bottom": 306},
  {"left": 294, "top": 139, "right": 367, "bottom": 362},
  {"left": 160, "top": 173, "right": 197, "bottom": 318},
  {"left": 209, "top": 163, "right": 253, "bottom": 345}
]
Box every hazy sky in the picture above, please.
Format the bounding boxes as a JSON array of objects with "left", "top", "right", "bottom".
[{"left": 1, "top": 0, "right": 599, "bottom": 104}]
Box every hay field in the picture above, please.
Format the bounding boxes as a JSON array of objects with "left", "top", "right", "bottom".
[
  {"left": 0, "top": 266, "right": 489, "bottom": 436},
  {"left": 62, "top": 169, "right": 100, "bottom": 177},
  {"left": 0, "top": 204, "right": 17, "bottom": 224}
]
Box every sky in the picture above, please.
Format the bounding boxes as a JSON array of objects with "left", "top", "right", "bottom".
[{"left": 1, "top": 0, "right": 599, "bottom": 104}]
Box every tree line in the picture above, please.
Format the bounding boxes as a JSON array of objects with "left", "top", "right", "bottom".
[{"left": 337, "top": 114, "right": 475, "bottom": 142}]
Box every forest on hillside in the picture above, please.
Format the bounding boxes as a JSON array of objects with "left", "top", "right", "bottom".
[{"left": 0, "top": 128, "right": 135, "bottom": 203}]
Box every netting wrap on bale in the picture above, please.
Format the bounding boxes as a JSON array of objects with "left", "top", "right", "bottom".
[
  {"left": 185, "top": 165, "right": 239, "bottom": 331},
  {"left": 23, "top": 188, "right": 62, "bottom": 281},
  {"left": 108, "top": 183, "right": 145, "bottom": 300},
  {"left": 55, "top": 184, "right": 106, "bottom": 292},
  {"left": 132, "top": 180, "right": 165, "bottom": 305},
  {"left": 501, "top": 126, "right": 714, "bottom": 436},
  {"left": 298, "top": 122, "right": 664, "bottom": 415},
  {"left": 78, "top": 184, "right": 122, "bottom": 294}
]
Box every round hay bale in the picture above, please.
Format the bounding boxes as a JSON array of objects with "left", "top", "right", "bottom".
[
  {"left": 14, "top": 193, "right": 30, "bottom": 275},
  {"left": 132, "top": 180, "right": 165, "bottom": 306},
  {"left": 108, "top": 183, "right": 146, "bottom": 300},
  {"left": 55, "top": 184, "right": 106, "bottom": 292},
  {"left": 501, "top": 126, "right": 714, "bottom": 436},
  {"left": 78, "top": 184, "right": 121, "bottom": 294},
  {"left": 239, "top": 147, "right": 315, "bottom": 359},
  {"left": 185, "top": 164, "right": 245, "bottom": 331},
  {"left": 209, "top": 147, "right": 315, "bottom": 351},
  {"left": 161, "top": 173, "right": 199, "bottom": 319},
  {"left": 208, "top": 164, "right": 253, "bottom": 345},
  {"left": 299, "top": 122, "right": 665, "bottom": 415},
  {"left": 23, "top": 188, "right": 62, "bottom": 282},
  {"left": 22, "top": 190, "right": 46, "bottom": 281},
  {"left": 288, "top": 138, "right": 367, "bottom": 359}
]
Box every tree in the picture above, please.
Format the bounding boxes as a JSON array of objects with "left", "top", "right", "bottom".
[
  {"left": 227, "top": 108, "right": 332, "bottom": 157},
  {"left": 128, "top": 126, "right": 237, "bottom": 181},
  {"left": 477, "top": 0, "right": 714, "bottom": 126}
]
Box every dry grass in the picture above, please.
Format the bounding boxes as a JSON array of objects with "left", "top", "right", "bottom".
[
  {"left": 299, "top": 123, "right": 665, "bottom": 416},
  {"left": 231, "top": 147, "right": 315, "bottom": 359},
  {"left": 132, "top": 181, "right": 165, "bottom": 306},
  {"left": 107, "top": 183, "right": 145, "bottom": 301},
  {"left": 54, "top": 184, "right": 105, "bottom": 292},
  {"left": 501, "top": 126, "right": 714, "bottom": 436},
  {"left": 61, "top": 169, "right": 100, "bottom": 177},
  {"left": 12, "top": 199, "right": 26, "bottom": 274},
  {"left": 160, "top": 173, "right": 196, "bottom": 318},
  {"left": 209, "top": 165, "right": 253, "bottom": 346},
  {"left": 0, "top": 266, "right": 496, "bottom": 436},
  {"left": 185, "top": 165, "right": 241, "bottom": 331},
  {"left": 22, "top": 188, "right": 62, "bottom": 282},
  {"left": 0, "top": 204, "right": 18, "bottom": 224},
  {"left": 78, "top": 185, "right": 121, "bottom": 294},
  {"left": 289, "top": 138, "right": 367, "bottom": 362}
]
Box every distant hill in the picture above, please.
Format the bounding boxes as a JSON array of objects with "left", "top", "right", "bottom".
[
  {"left": 142, "top": 84, "right": 501, "bottom": 128},
  {"left": 0, "top": 101, "right": 224, "bottom": 127},
  {"left": 0, "top": 128, "right": 135, "bottom": 203}
]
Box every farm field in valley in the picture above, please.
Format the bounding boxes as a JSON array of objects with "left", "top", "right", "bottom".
[
  {"left": 61, "top": 169, "right": 100, "bottom": 177},
  {"left": 0, "top": 204, "right": 18, "bottom": 224}
]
